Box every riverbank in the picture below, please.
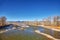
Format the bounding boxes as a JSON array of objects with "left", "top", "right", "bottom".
[
  {"left": 35, "top": 30, "right": 60, "bottom": 40},
  {"left": 39, "top": 25, "right": 60, "bottom": 31},
  {"left": 0, "top": 25, "right": 10, "bottom": 29}
]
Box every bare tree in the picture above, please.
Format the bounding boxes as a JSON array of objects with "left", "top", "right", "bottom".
[
  {"left": 1, "top": 16, "right": 6, "bottom": 26},
  {"left": 53, "top": 16, "right": 60, "bottom": 26}
]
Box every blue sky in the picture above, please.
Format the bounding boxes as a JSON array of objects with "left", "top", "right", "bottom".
[{"left": 0, "top": 0, "right": 60, "bottom": 21}]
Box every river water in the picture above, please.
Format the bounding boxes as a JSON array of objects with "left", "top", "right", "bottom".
[{"left": 0, "top": 25, "right": 60, "bottom": 40}]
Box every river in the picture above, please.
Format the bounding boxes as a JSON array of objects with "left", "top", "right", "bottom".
[{"left": 0, "top": 25, "right": 60, "bottom": 40}]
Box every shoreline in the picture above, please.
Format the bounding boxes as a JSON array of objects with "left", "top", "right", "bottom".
[
  {"left": 34, "top": 30, "right": 60, "bottom": 40},
  {"left": 39, "top": 25, "right": 60, "bottom": 32}
]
